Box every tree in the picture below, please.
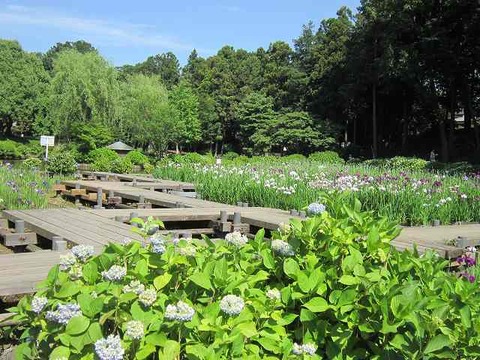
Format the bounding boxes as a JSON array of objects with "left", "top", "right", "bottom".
[
  {"left": 169, "top": 81, "right": 202, "bottom": 152},
  {"left": 119, "top": 74, "right": 176, "bottom": 155},
  {"left": 44, "top": 50, "right": 120, "bottom": 141},
  {"left": 236, "top": 92, "right": 276, "bottom": 154},
  {"left": 0, "top": 40, "right": 49, "bottom": 137},
  {"left": 43, "top": 40, "right": 96, "bottom": 72},
  {"left": 137, "top": 52, "right": 180, "bottom": 89}
]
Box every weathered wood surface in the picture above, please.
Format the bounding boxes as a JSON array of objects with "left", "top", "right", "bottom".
[
  {"left": 79, "top": 172, "right": 195, "bottom": 190},
  {"left": 0, "top": 251, "right": 66, "bottom": 296}
]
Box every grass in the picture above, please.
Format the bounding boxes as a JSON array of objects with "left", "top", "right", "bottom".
[{"left": 153, "top": 160, "right": 480, "bottom": 226}]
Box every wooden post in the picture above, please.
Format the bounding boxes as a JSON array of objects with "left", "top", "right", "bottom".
[
  {"left": 139, "top": 195, "right": 145, "bottom": 204},
  {"left": 220, "top": 211, "right": 228, "bottom": 222},
  {"left": 237, "top": 201, "right": 243, "bottom": 207},
  {"left": 15, "top": 220, "right": 25, "bottom": 234},
  {"left": 115, "top": 216, "right": 124, "bottom": 223},
  {"left": 94, "top": 188, "right": 104, "bottom": 209},
  {"left": 132, "top": 179, "right": 137, "bottom": 187},
  {"left": 242, "top": 202, "right": 249, "bottom": 208},
  {"left": 75, "top": 183, "right": 81, "bottom": 190},
  {"left": 108, "top": 190, "right": 114, "bottom": 199},
  {"left": 233, "top": 212, "right": 241, "bottom": 225},
  {"left": 290, "top": 210, "right": 299, "bottom": 216},
  {"left": 52, "top": 236, "right": 67, "bottom": 251},
  {"left": 299, "top": 211, "right": 307, "bottom": 219}
]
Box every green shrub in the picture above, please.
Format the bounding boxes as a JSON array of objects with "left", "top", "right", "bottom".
[
  {"left": 309, "top": 151, "right": 344, "bottom": 164},
  {"left": 111, "top": 158, "right": 133, "bottom": 174},
  {"left": 0, "top": 139, "right": 22, "bottom": 159},
  {"left": 387, "top": 156, "right": 428, "bottom": 171},
  {"left": 231, "top": 155, "right": 250, "bottom": 165},
  {"left": 88, "top": 148, "right": 120, "bottom": 172},
  {"left": 125, "top": 150, "right": 149, "bottom": 166},
  {"left": 143, "top": 163, "right": 154, "bottom": 174},
  {"left": 46, "top": 151, "right": 77, "bottom": 174},
  {"left": 22, "top": 157, "right": 43, "bottom": 170},
  {"left": 8, "top": 200, "right": 480, "bottom": 359},
  {"left": 222, "top": 151, "right": 239, "bottom": 161},
  {"left": 283, "top": 154, "right": 307, "bottom": 162},
  {"left": 20, "top": 140, "right": 44, "bottom": 159}
]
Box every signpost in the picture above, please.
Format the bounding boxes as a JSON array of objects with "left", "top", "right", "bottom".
[{"left": 40, "top": 136, "right": 55, "bottom": 160}]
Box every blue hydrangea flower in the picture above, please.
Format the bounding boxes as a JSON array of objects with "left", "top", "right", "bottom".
[
  {"left": 307, "top": 202, "right": 326, "bottom": 216},
  {"left": 31, "top": 296, "right": 48, "bottom": 314},
  {"left": 164, "top": 301, "right": 195, "bottom": 322},
  {"left": 148, "top": 234, "right": 166, "bottom": 254},
  {"left": 102, "top": 265, "right": 127, "bottom": 281},
  {"left": 94, "top": 335, "right": 125, "bottom": 360},
  {"left": 59, "top": 253, "right": 76, "bottom": 271},
  {"left": 71, "top": 245, "right": 95, "bottom": 262},
  {"left": 219, "top": 295, "right": 244, "bottom": 316},
  {"left": 45, "top": 303, "right": 82, "bottom": 325},
  {"left": 292, "top": 342, "right": 317, "bottom": 356},
  {"left": 271, "top": 240, "right": 295, "bottom": 256}
]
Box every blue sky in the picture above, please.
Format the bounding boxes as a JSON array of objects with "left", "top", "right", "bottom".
[{"left": 0, "top": 0, "right": 360, "bottom": 66}]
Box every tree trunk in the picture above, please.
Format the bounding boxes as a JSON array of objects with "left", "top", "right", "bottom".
[
  {"left": 372, "top": 84, "right": 378, "bottom": 158},
  {"left": 439, "top": 112, "right": 449, "bottom": 162},
  {"left": 401, "top": 95, "right": 409, "bottom": 153},
  {"left": 448, "top": 84, "right": 456, "bottom": 159},
  {"left": 175, "top": 143, "right": 179, "bottom": 154}
]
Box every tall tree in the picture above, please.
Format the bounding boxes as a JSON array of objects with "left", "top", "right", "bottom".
[
  {"left": 137, "top": 52, "right": 180, "bottom": 89},
  {"left": 44, "top": 50, "right": 119, "bottom": 140},
  {"left": 169, "top": 81, "right": 202, "bottom": 152},
  {"left": 119, "top": 74, "right": 175, "bottom": 154},
  {"left": 0, "top": 40, "right": 49, "bottom": 137},
  {"left": 43, "top": 40, "right": 96, "bottom": 72}
]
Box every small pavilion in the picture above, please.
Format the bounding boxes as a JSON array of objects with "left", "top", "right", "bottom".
[{"left": 106, "top": 141, "right": 134, "bottom": 157}]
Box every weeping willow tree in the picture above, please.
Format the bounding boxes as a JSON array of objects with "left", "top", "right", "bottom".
[
  {"left": 42, "top": 50, "right": 120, "bottom": 141},
  {"left": 119, "top": 74, "right": 177, "bottom": 155}
]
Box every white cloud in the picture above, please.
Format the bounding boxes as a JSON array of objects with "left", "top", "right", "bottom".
[{"left": 0, "top": 4, "right": 198, "bottom": 52}]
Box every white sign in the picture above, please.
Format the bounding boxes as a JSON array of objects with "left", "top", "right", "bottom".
[
  {"left": 40, "top": 136, "right": 55, "bottom": 147},
  {"left": 40, "top": 135, "right": 55, "bottom": 160}
]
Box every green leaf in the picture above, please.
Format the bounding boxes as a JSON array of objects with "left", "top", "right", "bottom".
[
  {"left": 136, "top": 344, "right": 156, "bottom": 360},
  {"left": 297, "top": 272, "right": 312, "bottom": 293},
  {"left": 154, "top": 273, "right": 172, "bottom": 290},
  {"left": 339, "top": 275, "right": 360, "bottom": 285},
  {"left": 87, "top": 322, "right": 103, "bottom": 343},
  {"left": 55, "top": 282, "right": 81, "bottom": 298},
  {"left": 46, "top": 265, "right": 60, "bottom": 286},
  {"left": 49, "top": 346, "right": 70, "bottom": 360},
  {"left": 283, "top": 258, "right": 300, "bottom": 280},
  {"left": 460, "top": 305, "right": 471, "bottom": 328},
  {"left": 77, "top": 294, "right": 104, "bottom": 318},
  {"left": 424, "top": 334, "right": 451, "bottom": 354},
  {"left": 66, "top": 316, "right": 90, "bottom": 335},
  {"left": 162, "top": 340, "right": 180, "bottom": 360},
  {"left": 257, "top": 338, "right": 280, "bottom": 354},
  {"left": 237, "top": 322, "right": 258, "bottom": 338},
  {"left": 300, "top": 308, "right": 316, "bottom": 322},
  {"left": 135, "top": 259, "right": 149, "bottom": 277},
  {"left": 189, "top": 272, "right": 212, "bottom": 290},
  {"left": 261, "top": 249, "right": 275, "bottom": 269},
  {"left": 186, "top": 344, "right": 208, "bottom": 360},
  {"left": 82, "top": 262, "right": 98, "bottom": 284},
  {"left": 367, "top": 227, "right": 380, "bottom": 252},
  {"left": 303, "top": 297, "right": 329, "bottom": 313}
]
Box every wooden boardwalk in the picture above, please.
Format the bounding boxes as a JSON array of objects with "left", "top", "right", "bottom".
[{"left": 0, "top": 171, "right": 478, "bottom": 298}]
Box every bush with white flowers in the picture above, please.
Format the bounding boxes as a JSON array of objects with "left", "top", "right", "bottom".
[{"left": 7, "top": 201, "right": 480, "bottom": 359}]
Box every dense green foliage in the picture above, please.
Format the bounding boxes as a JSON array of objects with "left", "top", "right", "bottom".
[
  {"left": 46, "top": 151, "right": 77, "bottom": 175},
  {"left": 1, "top": 0, "right": 478, "bottom": 160},
  {"left": 154, "top": 157, "right": 480, "bottom": 226},
  {"left": 7, "top": 203, "right": 480, "bottom": 359}
]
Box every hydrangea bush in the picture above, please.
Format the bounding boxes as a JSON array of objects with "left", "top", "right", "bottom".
[{"left": 6, "top": 201, "right": 480, "bottom": 359}]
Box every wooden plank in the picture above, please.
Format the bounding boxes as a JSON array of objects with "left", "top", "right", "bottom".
[{"left": 2, "top": 210, "right": 106, "bottom": 246}]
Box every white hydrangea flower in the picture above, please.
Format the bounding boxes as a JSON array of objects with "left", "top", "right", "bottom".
[
  {"left": 149, "top": 234, "right": 166, "bottom": 254},
  {"left": 266, "top": 288, "right": 281, "bottom": 301},
  {"left": 68, "top": 266, "right": 83, "bottom": 280},
  {"left": 177, "top": 245, "right": 196, "bottom": 257},
  {"left": 139, "top": 289, "right": 157, "bottom": 307},
  {"left": 94, "top": 334, "right": 125, "bottom": 360},
  {"left": 271, "top": 240, "right": 295, "bottom": 256},
  {"left": 102, "top": 265, "right": 127, "bottom": 282},
  {"left": 292, "top": 342, "right": 317, "bottom": 356},
  {"left": 59, "top": 253, "right": 77, "bottom": 271},
  {"left": 219, "top": 295, "right": 244, "bottom": 316},
  {"left": 125, "top": 320, "right": 144, "bottom": 340},
  {"left": 292, "top": 343, "right": 303, "bottom": 355},
  {"left": 45, "top": 303, "right": 82, "bottom": 325},
  {"left": 225, "top": 231, "right": 248, "bottom": 247},
  {"left": 164, "top": 301, "right": 195, "bottom": 322},
  {"left": 71, "top": 245, "right": 95, "bottom": 262},
  {"left": 122, "top": 280, "right": 145, "bottom": 295},
  {"left": 278, "top": 222, "right": 291, "bottom": 234},
  {"left": 31, "top": 296, "right": 48, "bottom": 314}
]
